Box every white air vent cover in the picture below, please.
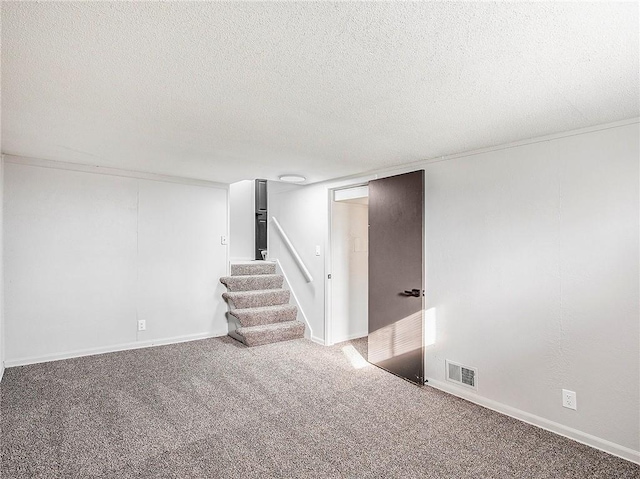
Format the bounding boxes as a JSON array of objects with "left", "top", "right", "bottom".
[{"left": 446, "top": 360, "right": 477, "bottom": 390}]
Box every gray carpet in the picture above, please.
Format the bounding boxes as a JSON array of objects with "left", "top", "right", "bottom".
[{"left": 1, "top": 337, "right": 638, "bottom": 478}]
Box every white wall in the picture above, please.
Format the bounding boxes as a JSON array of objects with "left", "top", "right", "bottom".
[
  {"left": 424, "top": 123, "right": 639, "bottom": 458},
  {"left": 229, "top": 180, "right": 255, "bottom": 261},
  {"left": 136, "top": 180, "right": 228, "bottom": 341},
  {"left": 4, "top": 159, "right": 229, "bottom": 365},
  {"left": 268, "top": 120, "right": 640, "bottom": 461},
  {"left": 330, "top": 200, "right": 368, "bottom": 343}
]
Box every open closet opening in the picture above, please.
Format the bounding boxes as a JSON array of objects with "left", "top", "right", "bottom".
[{"left": 329, "top": 185, "right": 369, "bottom": 345}]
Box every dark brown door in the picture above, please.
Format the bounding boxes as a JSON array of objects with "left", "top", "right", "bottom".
[{"left": 368, "top": 170, "right": 424, "bottom": 385}]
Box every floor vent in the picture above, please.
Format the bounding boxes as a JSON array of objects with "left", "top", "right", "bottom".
[{"left": 446, "top": 360, "right": 477, "bottom": 390}]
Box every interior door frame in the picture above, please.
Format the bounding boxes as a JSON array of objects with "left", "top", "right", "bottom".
[
  {"left": 324, "top": 170, "right": 427, "bottom": 372},
  {"left": 325, "top": 182, "right": 370, "bottom": 346}
]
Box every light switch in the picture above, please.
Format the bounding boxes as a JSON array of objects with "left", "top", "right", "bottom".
[
  {"left": 315, "top": 245, "right": 321, "bottom": 256},
  {"left": 221, "top": 235, "right": 228, "bottom": 245}
]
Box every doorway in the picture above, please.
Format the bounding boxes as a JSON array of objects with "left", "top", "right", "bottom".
[
  {"left": 329, "top": 185, "right": 369, "bottom": 345},
  {"left": 328, "top": 172, "right": 425, "bottom": 386}
]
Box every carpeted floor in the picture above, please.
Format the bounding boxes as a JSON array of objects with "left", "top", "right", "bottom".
[{"left": 1, "top": 337, "right": 638, "bottom": 478}]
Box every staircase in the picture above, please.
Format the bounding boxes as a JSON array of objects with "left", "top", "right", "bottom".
[{"left": 220, "top": 262, "right": 305, "bottom": 347}]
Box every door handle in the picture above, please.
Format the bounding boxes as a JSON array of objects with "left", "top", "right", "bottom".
[{"left": 403, "top": 289, "right": 422, "bottom": 297}]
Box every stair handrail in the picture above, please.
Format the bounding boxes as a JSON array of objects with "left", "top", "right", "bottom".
[{"left": 271, "top": 216, "right": 313, "bottom": 283}]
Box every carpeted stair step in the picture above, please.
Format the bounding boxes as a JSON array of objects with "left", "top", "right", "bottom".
[
  {"left": 220, "top": 274, "right": 283, "bottom": 292},
  {"left": 221, "top": 263, "right": 305, "bottom": 346},
  {"left": 223, "top": 289, "right": 290, "bottom": 309},
  {"left": 229, "top": 304, "right": 298, "bottom": 327},
  {"left": 234, "top": 320, "right": 305, "bottom": 347},
  {"left": 230, "top": 262, "right": 276, "bottom": 276}
]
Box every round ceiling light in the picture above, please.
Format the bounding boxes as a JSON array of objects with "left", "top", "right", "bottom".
[{"left": 278, "top": 174, "right": 306, "bottom": 183}]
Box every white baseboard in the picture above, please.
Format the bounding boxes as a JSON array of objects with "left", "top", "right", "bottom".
[
  {"left": 5, "top": 330, "right": 228, "bottom": 368},
  {"left": 426, "top": 378, "right": 640, "bottom": 465},
  {"left": 311, "top": 335, "right": 325, "bottom": 346},
  {"left": 0, "top": 363, "right": 4, "bottom": 383}
]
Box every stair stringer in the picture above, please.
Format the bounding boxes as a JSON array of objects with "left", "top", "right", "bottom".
[
  {"left": 273, "top": 258, "right": 313, "bottom": 341},
  {"left": 226, "top": 312, "right": 243, "bottom": 342}
]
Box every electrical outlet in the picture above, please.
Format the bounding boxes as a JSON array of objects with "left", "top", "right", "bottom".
[
  {"left": 137, "top": 320, "right": 146, "bottom": 331},
  {"left": 562, "top": 389, "right": 577, "bottom": 410}
]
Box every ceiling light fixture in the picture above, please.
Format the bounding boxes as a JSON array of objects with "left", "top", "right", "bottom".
[{"left": 279, "top": 174, "right": 306, "bottom": 183}]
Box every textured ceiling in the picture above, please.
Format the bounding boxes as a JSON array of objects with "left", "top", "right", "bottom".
[{"left": 2, "top": 2, "right": 638, "bottom": 184}]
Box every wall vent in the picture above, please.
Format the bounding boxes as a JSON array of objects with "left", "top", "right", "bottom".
[{"left": 446, "top": 360, "right": 477, "bottom": 390}]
